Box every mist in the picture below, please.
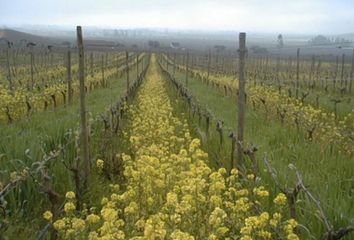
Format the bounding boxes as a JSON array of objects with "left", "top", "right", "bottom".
[{"left": 1, "top": 0, "right": 354, "bottom": 34}]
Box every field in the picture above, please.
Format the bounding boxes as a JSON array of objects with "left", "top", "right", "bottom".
[{"left": 0, "top": 28, "right": 353, "bottom": 240}]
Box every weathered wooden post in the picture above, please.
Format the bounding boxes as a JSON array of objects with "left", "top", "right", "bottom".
[
  {"left": 296, "top": 48, "right": 300, "bottom": 98},
  {"left": 29, "top": 45, "right": 35, "bottom": 90},
  {"left": 236, "top": 32, "right": 247, "bottom": 171},
  {"left": 221, "top": 56, "right": 225, "bottom": 72},
  {"left": 186, "top": 51, "right": 189, "bottom": 87},
  {"left": 136, "top": 53, "right": 139, "bottom": 80},
  {"left": 173, "top": 52, "right": 176, "bottom": 76},
  {"left": 77, "top": 26, "right": 90, "bottom": 186},
  {"left": 116, "top": 53, "right": 119, "bottom": 75},
  {"left": 5, "top": 41, "right": 13, "bottom": 91},
  {"left": 191, "top": 55, "right": 194, "bottom": 69},
  {"left": 350, "top": 49, "right": 354, "bottom": 94},
  {"left": 126, "top": 51, "right": 130, "bottom": 92},
  {"left": 334, "top": 56, "right": 339, "bottom": 92},
  {"left": 90, "top": 52, "right": 94, "bottom": 77},
  {"left": 207, "top": 49, "right": 211, "bottom": 81},
  {"left": 340, "top": 54, "right": 345, "bottom": 88},
  {"left": 67, "top": 50, "right": 73, "bottom": 104},
  {"left": 105, "top": 52, "right": 108, "bottom": 68},
  {"left": 309, "top": 55, "right": 315, "bottom": 88},
  {"left": 142, "top": 54, "right": 145, "bottom": 72},
  {"left": 276, "top": 56, "right": 280, "bottom": 89},
  {"left": 101, "top": 54, "right": 105, "bottom": 87}
]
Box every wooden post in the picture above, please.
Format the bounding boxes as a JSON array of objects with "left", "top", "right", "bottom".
[
  {"left": 173, "top": 52, "right": 176, "bottom": 77},
  {"left": 90, "top": 52, "right": 94, "bottom": 77},
  {"left": 237, "top": 32, "right": 247, "bottom": 171},
  {"left": 350, "top": 49, "right": 354, "bottom": 94},
  {"left": 166, "top": 52, "right": 169, "bottom": 72},
  {"left": 309, "top": 55, "right": 315, "bottom": 88},
  {"left": 296, "top": 48, "right": 300, "bottom": 98},
  {"left": 116, "top": 53, "right": 119, "bottom": 75},
  {"left": 136, "top": 53, "right": 139, "bottom": 80},
  {"left": 6, "top": 44, "right": 13, "bottom": 91},
  {"left": 334, "top": 56, "right": 339, "bottom": 92},
  {"left": 101, "top": 54, "right": 105, "bottom": 87},
  {"left": 316, "top": 58, "right": 322, "bottom": 89},
  {"left": 44, "top": 51, "right": 48, "bottom": 72},
  {"left": 207, "top": 49, "right": 211, "bottom": 80},
  {"left": 126, "top": 51, "right": 130, "bottom": 92},
  {"left": 67, "top": 50, "right": 73, "bottom": 104},
  {"left": 142, "top": 54, "right": 145, "bottom": 72},
  {"left": 340, "top": 54, "right": 345, "bottom": 87},
  {"left": 221, "top": 56, "right": 225, "bottom": 72},
  {"left": 105, "top": 52, "right": 108, "bottom": 68},
  {"left": 30, "top": 47, "right": 34, "bottom": 90},
  {"left": 276, "top": 56, "right": 280, "bottom": 88},
  {"left": 77, "top": 26, "right": 90, "bottom": 186},
  {"left": 265, "top": 56, "right": 269, "bottom": 80},
  {"left": 186, "top": 51, "right": 189, "bottom": 87}
]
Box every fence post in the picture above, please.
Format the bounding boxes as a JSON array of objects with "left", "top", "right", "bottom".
[
  {"left": 101, "top": 54, "right": 105, "bottom": 87},
  {"left": 6, "top": 44, "right": 13, "bottom": 91},
  {"left": 186, "top": 51, "right": 189, "bottom": 87},
  {"left": 90, "top": 52, "right": 94, "bottom": 77},
  {"left": 276, "top": 56, "right": 280, "bottom": 89},
  {"left": 67, "top": 50, "right": 73, "bottom": 104},
  {"left": 30, "top": 46, "right": 34, "bottom": 90},
  {"left": 126, "top": 51, "right": 130, "bottom": 92},
  {"left": 237, "top": 32, "right": 247, "bottom": 171},
  {"left": 221, "top": 56, "right": 225, "bottom": 72},
  {"left": 350, "top": 49, "right": 354, "bottom": 94},
  {"left": 77, "top": 26, "right": 90, "bottom": 187},
  {"left": 334, "top": 56, "right": 339, "bottom": 92},
  {"left": 340, "top": 54, "right": 345, "bottom": 88},
  {"left": 296, "top": 48, "right": 300, "bottom": 98},
  {"left": 136, "top": 53, "right": 139, "bottom": 80},
  {"left": 115, "top": 53, "right": 118, "bottom": 76},
  {"left": 309, "top": 55, "right": 315, "bottom": 88},
  {"left": 173, "top": 52, "right": 176, "bottom": 77},
  {"left": 207, "top": 49, "right": 211, "bottom": 81}
]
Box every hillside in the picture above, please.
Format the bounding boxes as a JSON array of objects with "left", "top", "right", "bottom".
[{"left": 0, "top": 28, "right": 58, "bottom": 46}]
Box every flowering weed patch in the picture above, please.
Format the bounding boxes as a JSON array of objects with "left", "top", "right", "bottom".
[{"left": 48, "top": 56, "right": 299, "bottom": 240}]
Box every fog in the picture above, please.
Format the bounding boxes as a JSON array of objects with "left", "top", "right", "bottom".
[{"left": 1, "top": 0, "right": 354, "bottom": 34}]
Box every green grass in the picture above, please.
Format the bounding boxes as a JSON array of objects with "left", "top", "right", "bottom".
[
  {"left": 167, "top": 67, "right": 354, "bottom": 239},
  {"left": 0, "top": 57, "right": 148, "bottom": 239},
  {"left": 187, "top": 61, "right": 354, "bottom": 118}
]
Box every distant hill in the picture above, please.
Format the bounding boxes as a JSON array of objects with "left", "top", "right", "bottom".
[{"left": 0, "top": 28, "right": 58, "bottom": 46}]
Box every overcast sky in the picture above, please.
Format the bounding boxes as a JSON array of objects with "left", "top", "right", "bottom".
[{"left": 0, "top": 0, "right": 353, "bottom": 34}]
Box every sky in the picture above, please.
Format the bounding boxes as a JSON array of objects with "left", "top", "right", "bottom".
[{"left": 0, "top": 0, "right": 354, "bottom": 34}]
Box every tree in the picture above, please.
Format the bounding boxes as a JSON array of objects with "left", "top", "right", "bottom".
[
  {"left": 277, "top": 34, "right": 284, "bottom": 49},
  {"left": 309, "top": 35, "right": 331, "bottom": 45}
]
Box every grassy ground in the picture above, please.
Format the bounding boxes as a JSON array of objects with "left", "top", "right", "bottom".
[
  {"left": 167, "top": 67, "right": 354, "bottom": 239},
  {"left": 0, "top": 57, "right": 148, "bottom": 239},
  {"left": 187, "top": 62, "right": 354, "bottom": 118},
  {"left": 1, "top": 55, "right": 352, "bottom": 239}
]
